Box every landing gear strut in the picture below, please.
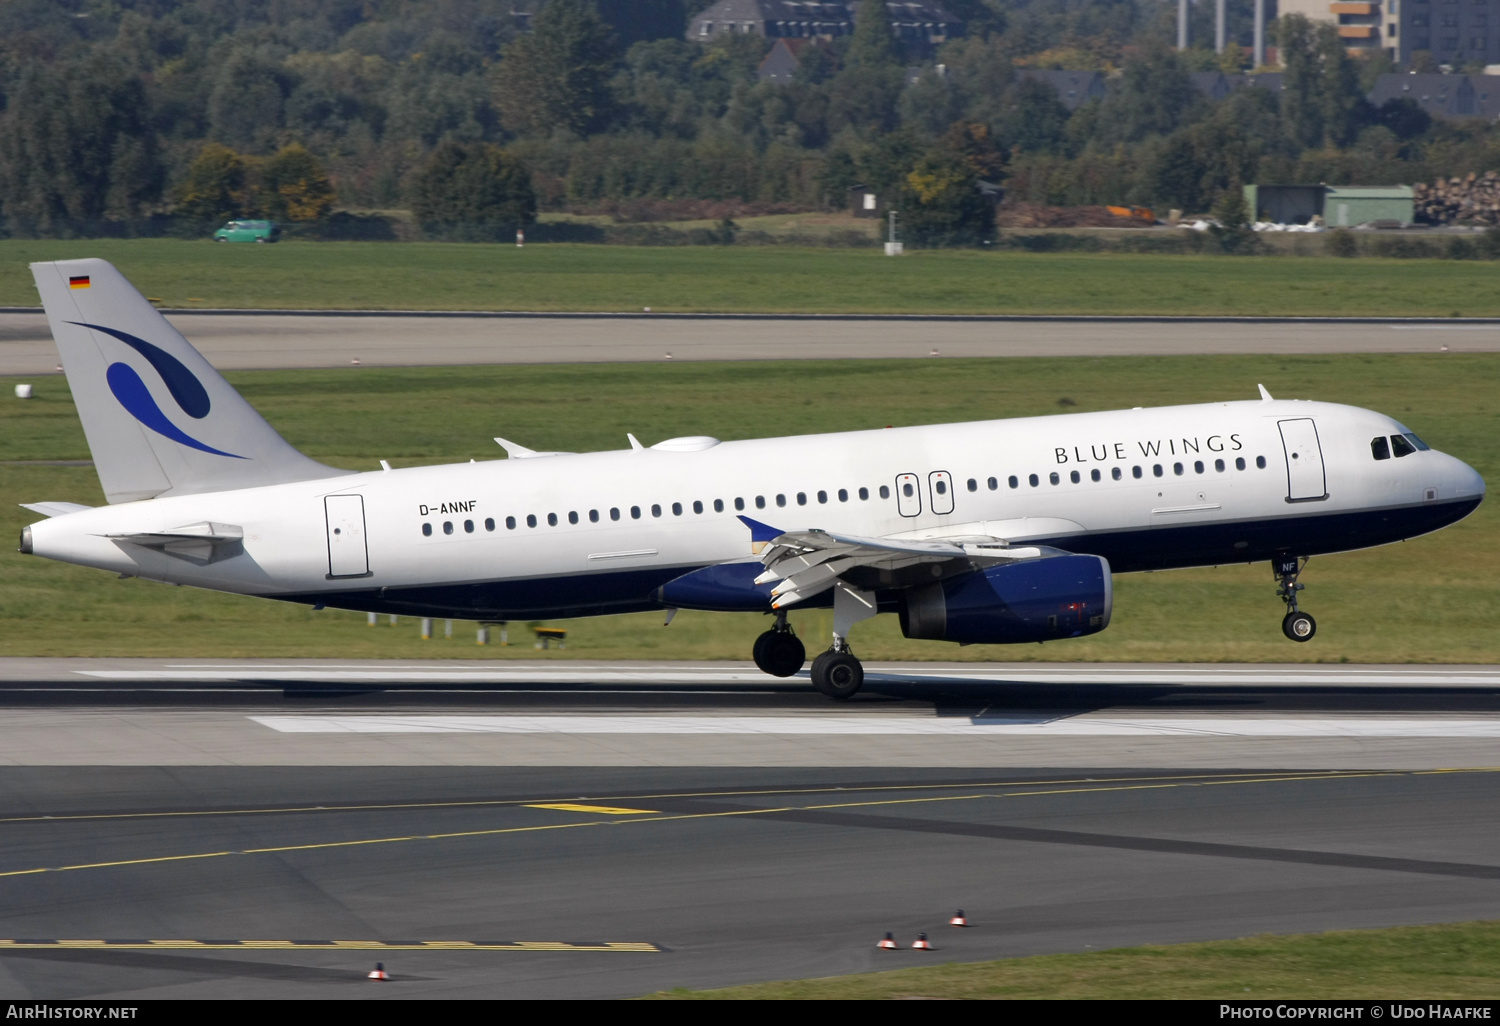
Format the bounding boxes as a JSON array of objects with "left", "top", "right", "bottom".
[
  {"left": 809, "top": 583, "right": 879, "bottom": 700},
  {"left": 1274, "top": 554, "right": 1316, "bottom": 642},
  {"left": 752, "top": 612, "right": 805, "bottom": 677}
]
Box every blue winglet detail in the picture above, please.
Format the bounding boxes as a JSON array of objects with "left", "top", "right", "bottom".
[{"left": 737, "top": 515, "right": 784, "bottom": 543}]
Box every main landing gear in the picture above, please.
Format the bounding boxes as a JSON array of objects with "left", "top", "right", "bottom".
[
  {"left": 1274, "top": 554, "right": 1317, "bottom": 642},
  {"left": 810, "top": 583, "right": 880, "bottom": 700},
  {"left": 752, "top": 612, "right": 806, "bottom": 678}
]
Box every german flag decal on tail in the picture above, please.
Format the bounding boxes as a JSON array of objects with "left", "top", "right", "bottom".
[{"left": 68, "top": 276, "right": 90, "bottom": 289}]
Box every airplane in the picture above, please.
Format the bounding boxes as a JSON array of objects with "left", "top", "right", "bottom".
[{"left": 16, "top": 258, "right": 1487, "bottom": 699}]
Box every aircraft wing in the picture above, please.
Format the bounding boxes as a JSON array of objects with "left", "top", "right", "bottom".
[{"left": 740, "top": 517, "right": 1051, "bottom": 609}]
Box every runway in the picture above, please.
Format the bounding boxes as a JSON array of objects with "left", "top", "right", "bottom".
[
  {"left": 3, "top": 312, "right": 1499, "bottom": 374},
  {"left": 4, "top": 660, "right": 1499, "bottom": 998}
]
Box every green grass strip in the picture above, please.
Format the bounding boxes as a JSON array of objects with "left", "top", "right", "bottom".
[
  {"left": 3, "top": 239, "right": 1499, "bottom": 316},
  {"left": 645, "top": 921, "right": 1500, "bottom": 999}
]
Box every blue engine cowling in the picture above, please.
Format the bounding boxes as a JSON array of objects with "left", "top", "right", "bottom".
[{"left": 898, "top": 555, "right": 1112, "bottom": 645}]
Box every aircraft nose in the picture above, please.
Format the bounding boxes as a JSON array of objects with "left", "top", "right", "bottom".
[{"left": 1452, "top": 455, "right": 1486, "bottom": 500}]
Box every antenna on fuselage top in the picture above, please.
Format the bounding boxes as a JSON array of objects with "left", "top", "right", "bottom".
[{"left": 1257, "top": 384, "right": 1274, "bottom": 402}]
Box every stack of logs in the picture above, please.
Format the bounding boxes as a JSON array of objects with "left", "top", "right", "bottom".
[{"left": 1414, "top": 171, "right": 1500, "bottom": 226}]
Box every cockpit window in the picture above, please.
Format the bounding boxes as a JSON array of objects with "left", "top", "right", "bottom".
[
  {"left": 1404, "top": 432, "right": 1430, "bottom": 451},
  {"left": 1371, "top": 436, "right": 1390, "bottom": 461},
  {"left": 1390, "top": 434, "right": 1417, "bottom": 458}
]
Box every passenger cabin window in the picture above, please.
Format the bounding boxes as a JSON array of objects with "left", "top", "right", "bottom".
[
  {"left": 796, "top": 493, "right": 806, "bottom": 506},
  {"left": 966, "top": 478, "right": 977, "bottom": 492},
  {"left": 1255, "top": 456, "right": 1266, "bottom": 469},
  {"left": 1153, "top": 465, "right": 1164, "bottom": 477},
  {"left": 1069, "top": 470, "right": 1080, "bottom": 484},
  {"left": 1173, "top": 463, "right": 1184, "bottom": 476},
  {"left": 860, "top": 487, "right": 870, "bottom": 500},
  {"left": 631, "top": 506, "right": 641, "bottom": 519},
  {"left": 838, "top": 489, "right": 848, "bottom": 502},
  {"left": 1371, "top": 436, "right": 1391, "bottom": 460},
  {"left": 567, "top": 511, "right": 578, "bottom": 524},
  {"left": 816, "top": 491, "right": 827, "bottom": 504},
  {"left": 734, "top": 498, "right": 744, "bottom": 511},
  {"left": 1111, "top": 467, "right": 1122, "bottom": 480},
  {"left": 507, "top": 516, "right": 517, "bottom": 529},
  {"left": 694, "top": 500, "right": 704, "bottom": 514},
  {"left": 422, "top": 523, "right": 432, "bottom": 537},
  {"left": 651, "top": 504, "right": 662, "bottom": 517},
  {"left": 464, "top": 519, "right": 474, "bottom": 533},
  {"left": 1194, "top": 461, "right": 1204, "bottom": 474},
  {"left": 1090, "top": 469, "right": 1101, "bottom": 482},
  {"left": 1214, "top": 459, "right": 1224, "bottom": 473},
  {"left": 1235, "top": 457, "right": 1246, "bottom": 471},
  {"left": 1132, "top": 466, "right": 1143, "bottom": 479},
  {"left": 443, "top": 521, "right": 454, "bottom": 535},
  {"left": 671, "top": 502, "right": 682, "bottom": 516},
  {"left": 589, "top": 510, "right": 599, "bottom": 523},
  {"left": 1008, "top": 476, "right": 1019, "bottom": 489},
  {"left": 1390, "top": 434, "right": 1417, "bottom": 458},
  {"left": 714, "top": 499, "right": 724, "bottom": 512},
  {"left": 776, "top": 494, "right": 787, "bottom": 507},
  {"left": 1049, "top": 472, "right": 1060, "bottom": 485},
  {"left": 547, "top": 513, "right": 558, "bottom": 526},
  {"left": 1028, "top": 474, "right": 1039, "bottom": 487},
  {"left": 756, "top": 496, "right": 766, "bottom": 509},
  {"left": 988, "top": 477, "right": 998, "bottom": 490},
  {"left": 879, "top": 485, "right": 890, "bottom": 499},
  {"left": 610, "top": 508, "right": 621, "bottom": 521}
]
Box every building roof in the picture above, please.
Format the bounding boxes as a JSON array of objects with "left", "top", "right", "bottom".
[{"left": 1325, "top": 185, "right": 1415, "bottom": 198}]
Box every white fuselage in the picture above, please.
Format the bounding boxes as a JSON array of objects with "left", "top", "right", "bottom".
[{"left": 24, "top": 398, "right": 1485, "bottom": 623}]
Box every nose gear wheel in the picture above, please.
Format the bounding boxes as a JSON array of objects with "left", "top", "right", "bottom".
[{"left": 1274, "top": 555, "right": 1316, "bottom": 643}]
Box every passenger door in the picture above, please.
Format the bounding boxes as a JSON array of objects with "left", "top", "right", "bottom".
[
  {"left": 325, "top": 494, "right": 370, "bottom": 578},
  {"left": 1278, "top": 419, "right": 1328, "bottom": 502}
]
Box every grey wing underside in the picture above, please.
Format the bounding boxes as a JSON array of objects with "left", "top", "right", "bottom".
[{"left": 753, "top": 529, "right": 1061, "bottom": 609}]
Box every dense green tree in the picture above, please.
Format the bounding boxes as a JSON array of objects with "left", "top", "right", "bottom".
[
  {"left": 898, "top": 147, "right": 993, "bottom": 246},
  {"left": 0, "top": 53, "right": 162, "bottom": 234},
  {"left": 493, "top": 0, "right": 618, "bottom": 135},
  {"left": 1095, "top": 42, "right": 1199, "bottom": 144},
  {"left": 1278, "top": 14, "right": 1367, "bottom": 150},
  {"left": 411, "top": 141, "right": 536, "bottom": 238},
  {"left": 174, "top": 143, "right": 250, "bottom": 223},
  {"left": 994, "top": 76, "right": 1072, "bottom": 154},
  {"left": 847, "top": 1, "right": 899, "bottom": 68},
  {"left": 260, "top": 143, "right": 336, "bottom": 221},
  {"left": 208, "top": 50, "right": 287, "bottom": 152}
]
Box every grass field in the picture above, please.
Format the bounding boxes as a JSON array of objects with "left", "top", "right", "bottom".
[
  {"left": 1, "top": 354, "right": 1495, "bottom": 661},
  {"left": 644, "top": 921, "right": 1500, "bottom": 999},
  {"left": 4, "top": 238, "right": 1500, "bottom": 316}
]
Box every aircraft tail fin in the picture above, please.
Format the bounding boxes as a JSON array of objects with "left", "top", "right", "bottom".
[{"left": 30, "top": 258, "right": 350, "bottom": 503}]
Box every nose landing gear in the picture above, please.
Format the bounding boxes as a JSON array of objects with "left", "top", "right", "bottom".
[
  {"left": 752, "top": 612, "right": 806, "bottom": 677},
  {"left": 1275, "top": 555, "right": 1316, "bottom": 642}
]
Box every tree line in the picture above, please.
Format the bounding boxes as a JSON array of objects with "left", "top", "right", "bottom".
[{"left": 0, "top": 0, "right": 1497, "bottom": 244}]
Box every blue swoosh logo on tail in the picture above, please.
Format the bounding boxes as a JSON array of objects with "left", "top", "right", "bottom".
[
  {"left": 104, "top": 362, "right": 244, "bottom": 459},
  {"left": 70, "top": 321, "right": 212, "bottom": 419}
]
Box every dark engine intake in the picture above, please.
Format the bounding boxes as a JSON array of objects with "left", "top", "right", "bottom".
[{"left": 898, "top": 555, "right": 1112, "bottom": 645}]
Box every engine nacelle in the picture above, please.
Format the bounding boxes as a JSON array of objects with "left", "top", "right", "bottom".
[{"left": 898, "top": 555, "right": 1112, "bottom": 645}]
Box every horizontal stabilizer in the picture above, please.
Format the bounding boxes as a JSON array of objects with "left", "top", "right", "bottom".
[
  {"left": 19, "top": 502, "right": 94, "bottom": 518},
  {"left": 108, "top": 521, "right": 244, "bottom": 565}
]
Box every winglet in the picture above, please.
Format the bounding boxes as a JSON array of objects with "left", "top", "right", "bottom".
[
  {"left": 1257, "top": 384, "right": 1273, "bottom": 402},
  {"left": 737, "top": 515, "right": 784, "bottom": 543}
]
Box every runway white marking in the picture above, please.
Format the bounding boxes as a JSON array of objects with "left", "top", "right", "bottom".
[
  {"left": 79, "top": 667, "right": 1500, "bottom": 686},
  {"left": 249, "top": 714, "right": 1500, "bottom": 738}
]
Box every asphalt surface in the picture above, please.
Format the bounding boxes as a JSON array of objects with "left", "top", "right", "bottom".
[
  {"left": 1, "top": 661, "right": 1499, "bottom": 998},
  {"left": 4, "top": 312, "right": 1500, "bottom": 374}
]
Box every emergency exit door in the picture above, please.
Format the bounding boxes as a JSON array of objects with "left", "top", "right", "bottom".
[
  {"left": 325, "top": 494, "right": 370, "bottom": 578},
  {"left": 1278, "top": 419, "right": 1328, "bottom": 502}
]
